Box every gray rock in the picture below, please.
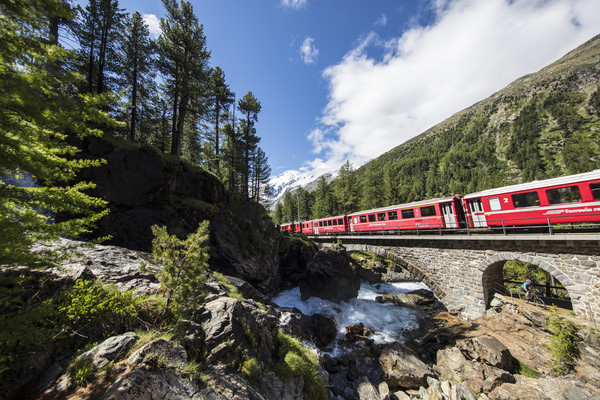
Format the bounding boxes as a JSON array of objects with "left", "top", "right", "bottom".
[
  {"left": 200, "top": 297, "right": 279, "bottom": 366},
  {"left": 379, "top": 341, "right": 435, "bottom": 389},
  {"left": 101, "top": 368, "right": 203, "bottom": 400},
  {"left": 299, "top": 247, "right": 361, "bottom": 303},
  {"left": 81, "top": 332, "right": 139, "bottom": 368},
  {"left": 37, "top": 362, "right": 64, "bottom": 393},
  {"left": 127, "top": 338, "right": 187, "bottom": 370},
  {"left": 356, "top": 376, "right": 381, "bottom": 400}
]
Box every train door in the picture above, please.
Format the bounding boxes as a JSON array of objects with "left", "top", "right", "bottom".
[
  {"left": 441, "top": 202, "right": 457, "bottom": 228},
  {"left": 467, "top": 198, "right": 487, "bottom": 228},
  {"left": 315, "top": 221, "right": 319, "bottom": 235}
]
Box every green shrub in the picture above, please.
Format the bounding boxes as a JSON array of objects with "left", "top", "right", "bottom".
[
  {"left": 241, "top": 357, "right": 260, "bottom": 383},
  {"left": 67, "top": 357, "right": 96, "bottom": 387},
  {"left": 548, "top": 307, "right": 579, "bottom": 375},
  {"left": 213, "top": 272, "right": 244, "bottom": 301},
  {"left": 275, "top": 329, "right": 327, "bottom": 400},
  {"left": 151, "top": 222, "right": 210, "bottom": 315},
  {"left": 513, "top": 358, "right": 539, "bottom": 378},
  {"left": 58, "top": 279, "right": 138, "bottom": 338}
]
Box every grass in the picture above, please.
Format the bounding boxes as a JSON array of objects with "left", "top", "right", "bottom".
[
  {"left": 513, "top": 358, "right": 540, "bottom": 378},
  {"left": 212, "top": 272, "right": 244, "bottom": 301},
  {"left": 274, "top": 329, "right": 327, "bottom": 400}
]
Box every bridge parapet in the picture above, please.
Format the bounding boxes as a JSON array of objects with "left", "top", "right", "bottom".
[{"left": 312, "top": 234, "right": 600, "bottom": 322}]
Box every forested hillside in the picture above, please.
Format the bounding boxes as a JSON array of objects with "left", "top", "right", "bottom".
[{"left": 274, "top": 34, "right": 600, "bottom": 224}]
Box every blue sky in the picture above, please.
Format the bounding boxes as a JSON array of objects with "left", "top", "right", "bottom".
[{"left": 117, "top": 0, "right": 600, "bottom": 182}]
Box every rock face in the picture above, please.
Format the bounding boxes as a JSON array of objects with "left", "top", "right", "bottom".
[
  {"left": 79, "top": 137, "right": 227, "bottom": 252},
  {"left": 78, "top": 136, "right": 291, "bottom": 297},
  {"left": 200, "top": 297, "right": 280, "bottom": 367},
  {"left": 299, "top": 246, "right": 361, "bottom": 303},
  {"left": 379, "top": 341, "right": 435, "bottom": 389}
]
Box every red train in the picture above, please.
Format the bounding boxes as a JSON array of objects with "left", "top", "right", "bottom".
[{"left": 279, "top": 170, "right": 600, "bottom": 235}]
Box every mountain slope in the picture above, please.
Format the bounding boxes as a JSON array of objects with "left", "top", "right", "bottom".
[{"left": 351, "top": 33, "right": 600, "bottom": 206}]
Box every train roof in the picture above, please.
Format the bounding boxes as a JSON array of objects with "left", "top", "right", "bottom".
[
  {"left": 347, "top": 196, "right": 458, "bottom": 216},
  {"left": 314, "top": 214, "right": 347, "bottom": 221},
  {"left": 463, "top": 169, "right": 600, "bottom": 199}
]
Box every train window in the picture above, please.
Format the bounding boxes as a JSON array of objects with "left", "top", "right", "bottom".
[
  {"left": 420, "top": 206, "right": 436, "bottom": 217},
  {"left": 388, "top": 211, "right": 398, "bottom": 220},
  {"left": 360, "top": 215, "right": 367, "bottom": 223},
  {"left": 489, "top": 197, "right": 501, "bottom": 211},
  {"left": 401, "top": 209, "right": 415, "bottom": 219},
  {"left": 368, "top": 214, "right": 376, "bottom": 222},
  {"left": 319, "top": 221, "right": 323, "bottom": 227},
  {"left": 338, "top": 218, "right": 343, "bottom": 225},
  {"left": 589, "top": 183, "right": 600, "bottom": 200},
  {"left": 377, "top": 213, "right": 386, "bottom": 221},
  {"left": 511, "top": 191, "right": 540, "bottom": 208},
  {"left": 328, "top": 220, "right": 332, "bottom": 226},
  {"left": 547, "top": 186, "right": 582, "bottom": 204}
]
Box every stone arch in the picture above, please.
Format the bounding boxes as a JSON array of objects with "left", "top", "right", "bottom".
[
  {"left": 478, "top": 252, "right": 576, "bottom": 309},
  {"left": 342, "top": 244, "right": 449, "bottom": 302}
]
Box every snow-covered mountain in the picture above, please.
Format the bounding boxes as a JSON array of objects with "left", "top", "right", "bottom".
[{"left": 265, "top": 169, "right": 335, "bottom": 209}]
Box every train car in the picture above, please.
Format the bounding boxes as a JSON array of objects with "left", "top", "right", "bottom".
[
  {"left": 314, "top": 215, "right": 349, "bottom": 235},
  {"left": 298, "top": 220, "right": 315, "bottom": 235},
  {"left": 462, "top": 169, "right": 600, "bottom": 229},
  {"left": 279, "top": 222, "right": 293, "bottom": 232},
  {"left": 348, "top": 196, "right": 464, "bottom": 233}
]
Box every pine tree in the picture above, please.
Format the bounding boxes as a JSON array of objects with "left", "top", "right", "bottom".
[
  {"left": 335, "top": 160, "right": 359, "bottom": 213},
  {"left": 151, "top": 222, "right": 210, "bottom": 314},
  {"left": 74, "top": 0, "right": 124, "bottom": 94},
  {"left": 0, "top": 0, "right": 112, "bottom": 265},
  {"left": 158, "top": 0, "right": 210, "bottom": 156},
  {"left": 250, "top": 147, "right": 271, "bottom": 203},
  {"left": 313, "top": 176, "right": 335, "bottom": 218},
  {"left": 238, "top": 91, "right": 261, "bottom": 198},
  {"left": 209, "top": 66, "right": 234, "bottom": 174},
  {"left": 119, "top": 11, "right": 156, "bottom": 142}
]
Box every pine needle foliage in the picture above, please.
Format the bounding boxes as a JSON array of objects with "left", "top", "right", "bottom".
[
  {"left": 0, "top": 0, "right": 114, "bottom": 265},
  {"left": 151, "top": 221, "right": 210, "bottom": 315}
]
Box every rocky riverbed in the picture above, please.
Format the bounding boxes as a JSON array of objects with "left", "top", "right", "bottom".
[{"left": 2, "top": 240, "right": 599, "bottom": 400}]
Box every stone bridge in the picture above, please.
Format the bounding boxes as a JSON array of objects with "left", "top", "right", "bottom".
[{"left": 310, "top": 233, "right": 600, "bottom": 323}]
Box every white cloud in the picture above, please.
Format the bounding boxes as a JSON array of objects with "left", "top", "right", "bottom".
[
  {"left": 142, "top": 13, "right": 161, "bottom": 38},
  {"left": 375, "top": 13, "right": 387, "bottom": 27},
  {"left": 300, "top": 37, "right": 319, "bottom": 64},
  {"left": 305, "top": 0, "right": 600, "bottom": 174},
  {"left": 281, "top": 0, "right": 307, "bottom": 10}
]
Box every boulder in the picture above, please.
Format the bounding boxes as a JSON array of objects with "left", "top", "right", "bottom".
[
  {"left": 356, "top": 376, "right": 381, "bottom": 400},
  {"left": 299, "top": 247, "right": 361, "bottom": 303},
  {"left": 102, "top": 368, "right": 204, "bottom": 400},
  {"left": 379, "top": 341, "right": 434, "bottom": 389},
  {"left": 376, "top": 290, "right": 435, "bottom": 308},
  {"left": 345, "top": 322, "right": 374, "bottom": 337},
  {"left": 278, "top": 236, "right": 318, "bottom": 289},
  {"left": 199, "top": 297, "right": 279, "bottom": 367},
  {"left": 80, "top": 332, "right": 139, "bottom": 368},
  {"left": 434, "top": 336, "right": 515, "bottom": 393},
  {"left": 127, "top": 338, "right": 187, "bottom": 370}
]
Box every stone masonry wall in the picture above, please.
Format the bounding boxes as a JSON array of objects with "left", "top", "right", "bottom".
[{"left": 343, "top": 241, "right": 600, "bottom": 323}]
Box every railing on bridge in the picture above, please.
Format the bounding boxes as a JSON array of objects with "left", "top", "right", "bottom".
[{"left": 303, "top": 216, "right": 600, "bottom": 237}]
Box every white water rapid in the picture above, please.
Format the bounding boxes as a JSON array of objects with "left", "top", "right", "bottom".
[{"left": 272, "top": 281, "right": 430, "bottom": 345}]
